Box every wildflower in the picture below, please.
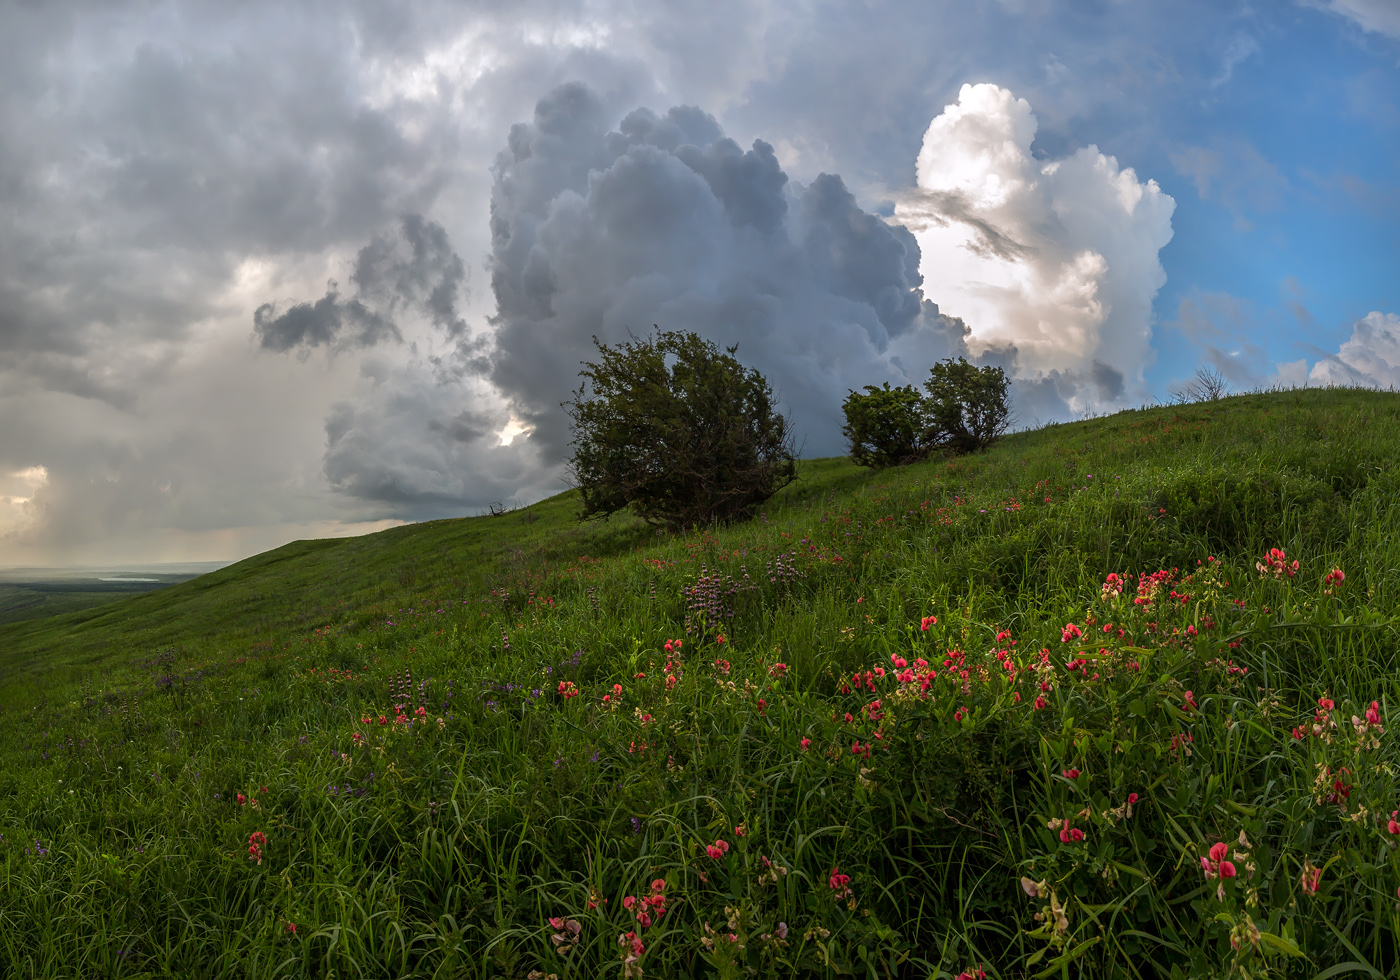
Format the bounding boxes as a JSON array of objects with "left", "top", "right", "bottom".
[
  {"left": 1387, "top": 810, "right": 1399, "bottom": 835},
  {"left": 1201, "top": 842, "right": 1237, "bottom": 880},
  {"left": 557, "top": 681, "right": 578, "bottom": 700},
  {"left": 237, "top": 793, "right": 247, "bottom": 806},
  {"left": 828, "top": 866, "right": 853, "bottom": 899},
  {"left": 1256, "top": 547, "right": 1299, "bottom": 580},
  {"left": 1100, "top": 573, "right": 1124, "bottom": 600},
  {"left": 1060, "top": 623, "right": 1083, "bottom": 643},
  {"left": 1323, "top": 568, "right": 1345, "bottom": 595},
  {"left": 706, "top": 839, "right": 730, "bottom": 860},
  {"left": 1299, "top": 860, "right": 1322, "bottom": 894},
  {"left": 247, "top": 831, "right": 267, "bottom": 865},
  {"left": 1183, "top": 690, "right": 1198, "bottom": 711},
  {"left": 1353, "top": 700, "right": 1385, "bottom": 750},
  {"left": 549, "top": 917, "right": 582, "bottom": 955},
  {"left": 1033, "top": 695, "right": 1047, "bottom": 710},
  {"left": 619, "top": 931, "right": 645, "bottom": 977},
  {"left": 1061, "top": 768, "right": 1080, "bottom": 780},
  {"left": 285, "top": 920, "right": 297, "bottom": 934},
  {"left": 800, "top": 737, "right": 811, "bottom": 751},
  {"left": 768, "top": 662, "right": 788, "bottom": 679},
  {"left": 734, "top": 823, "right": 747, "bottom": 837},
  {"left": 920, "top": 615, "right": 937, "bottom": 631}
]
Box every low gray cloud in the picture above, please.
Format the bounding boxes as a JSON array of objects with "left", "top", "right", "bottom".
[
  {"left": 483, "top": 83, "right": 970, "bottom": 461},
  {"left": 254, "top": 214, "right": 466, "bottom": 353}
]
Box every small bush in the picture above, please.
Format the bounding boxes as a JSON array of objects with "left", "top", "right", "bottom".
[
  {"left": 841, "top": 383, "right": 931, "bottom": 468},
  {"left": 563, "top": 328, "right": 796, "bottom": 531},
  {"left": 843, "top": 358, "right": 1011, "bottom": 467},
  {"left": 924, "top": 356, "right": 1011, "bottom": 453}
]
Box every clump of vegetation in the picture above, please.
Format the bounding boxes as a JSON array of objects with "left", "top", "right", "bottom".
[
  {"left": 0, "top": 387, "right": 1396, "bottom": 978},
  {"left": 843, "top": 357, "right": 1011, "bottom": 467},
  {"left": 564, "top": 328, "right": 796, "bottom": 530}
]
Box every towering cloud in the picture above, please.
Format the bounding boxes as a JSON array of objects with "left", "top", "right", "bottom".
[
  {"left": 483, "top": 83, "right": 970, "bottom": 460},
  {"left": 897, "top": 83, "right": 1175, "bottom": 418}
]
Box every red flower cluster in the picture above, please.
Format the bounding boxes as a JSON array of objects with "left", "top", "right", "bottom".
[
  {"left": 1292, "top": 694, "right": 1338, "bottom": 740},
  {"left": 557, "top": 680, "right": 578, "bottom": 700},
  {"left": 621, "top": 879, "right": 668, "bottom": 928},
  {"left": 1059, "top": 824, "right": 1084, "bottom": 843},
  {"left": 247, "top": 831, "right": 267, "bottom": 865},
  {"left": 828, "top": 866, "right": 853, "bottom": 899},
  {"left": 1256, "top": 547, "right": 1299, "bottom": 580},
  {"left": 705, "top": 839, "right": 730, "bottom": 861},
  {"left": 1100, "top": 572, "right": 1125, "bottom": 600},
  {"left": 1323, "top": 568, "right": 1345, "bottom": 594},
  {"left": 1200, "top": 841, "right": 1236, "bottom": 880}
]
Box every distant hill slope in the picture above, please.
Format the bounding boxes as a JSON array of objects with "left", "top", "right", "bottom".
[{"left": 3, "top": 387, "right": 1397, "bottom": 690}]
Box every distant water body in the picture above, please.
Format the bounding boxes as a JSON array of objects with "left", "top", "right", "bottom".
[{"left": 0, "top": 561, "right": 231, "bottom": 584}]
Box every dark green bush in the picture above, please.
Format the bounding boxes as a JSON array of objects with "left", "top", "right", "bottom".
[
  {"left": 563, "top": 328, "right": 796, "bottom": 531},
  {"left": 924, "top": 357, "right": 1012, "bottom": 454},
  {"left": 843, "top": 358, "right": 1011, "bottom": 468},
  {"left": 841, "top": 382, "right": 931, "bottom": 468}
]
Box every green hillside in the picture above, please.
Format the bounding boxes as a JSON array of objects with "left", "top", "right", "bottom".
[{"left": 3, "top": 387, "right": 1400, "bottom": 978}]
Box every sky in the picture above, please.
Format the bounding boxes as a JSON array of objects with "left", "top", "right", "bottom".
[{"left": 1, "top": 0, "right": 1397, "bottom": 567}]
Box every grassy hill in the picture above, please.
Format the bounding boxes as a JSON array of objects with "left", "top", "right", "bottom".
[{"left": 3, "top": 387, "right": 1400, "bottom": 978}]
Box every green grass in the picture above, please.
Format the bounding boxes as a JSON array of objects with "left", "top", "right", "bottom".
[{"left": 3, "top": 387, "right": 1400, "bottom": 978}]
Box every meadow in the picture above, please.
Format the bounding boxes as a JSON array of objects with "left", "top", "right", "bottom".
[{"left": 2, "top": 387, "right": 1400, "bottom": 979}]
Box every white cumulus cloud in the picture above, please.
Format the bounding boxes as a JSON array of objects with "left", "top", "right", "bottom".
[
  {"left": 896, "top": 83, "right": 1175, "bottom": 417},
  {"left": 1305, "top": 311, "right": 1400, "bottom": 387}
]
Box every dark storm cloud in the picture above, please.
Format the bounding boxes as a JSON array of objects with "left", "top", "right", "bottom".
[
  {"left": 484, "top": 83, "right": 970, "bottom": 460},
  {"left": 254, "top": 214, "right": 466, "bottom": 353}
]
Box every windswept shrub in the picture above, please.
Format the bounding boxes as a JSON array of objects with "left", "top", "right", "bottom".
[
  {"left": 843, "top": 358, "right": 1011, "bottom": 468},
  {"left": 841, "top": 383, "right": 931, "bottom": 468},
  {"left": 923, "top": 357, "right": 1011, "bottom": 453},
  {"left": 564, "top": 328, "right": 797, "bottom": 531}
]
